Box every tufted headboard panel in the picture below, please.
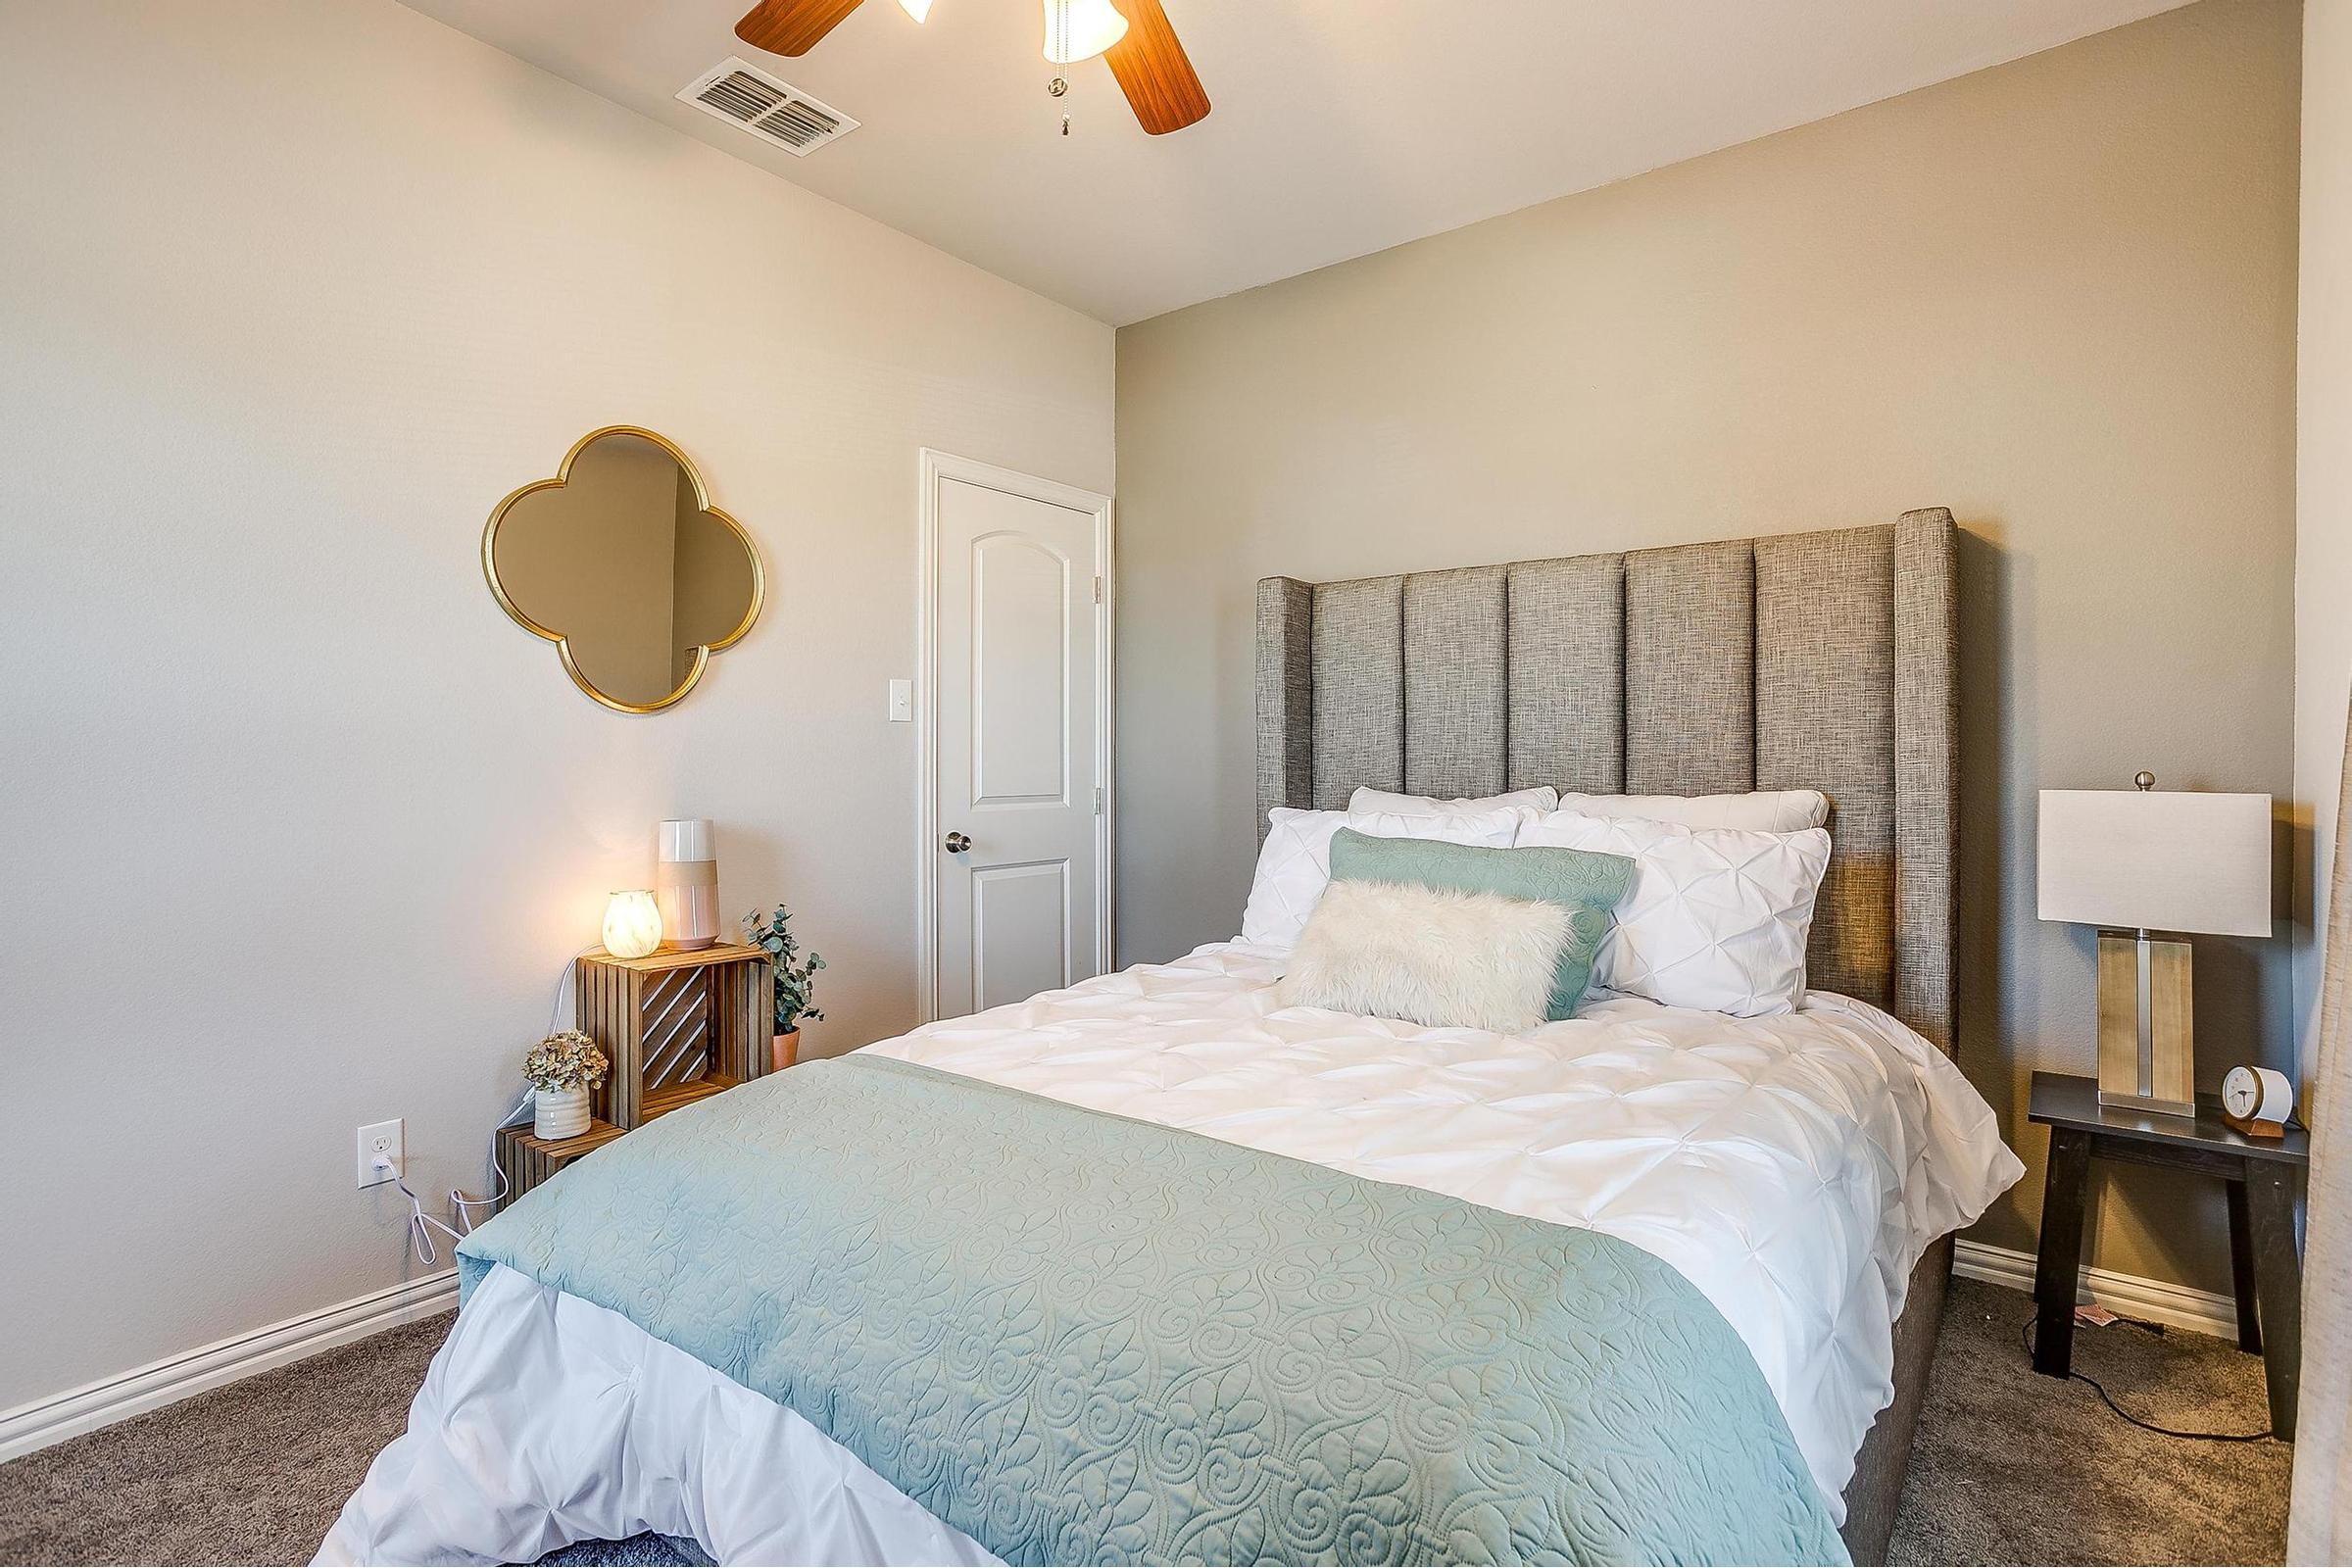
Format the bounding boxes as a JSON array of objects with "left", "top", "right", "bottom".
[{"left": 1254, "top": 509, "right": 1958, "bottom": 1053}]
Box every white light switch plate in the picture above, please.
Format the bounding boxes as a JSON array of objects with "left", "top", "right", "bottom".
[
  {"left": 887, "top": 678, "right": 912, "bottom": 722},
  {"left": 357, "top": 1119, "right": 403, "bottom": 1188}
]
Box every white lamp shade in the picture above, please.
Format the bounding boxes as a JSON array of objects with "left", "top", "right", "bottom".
[
  {"left": 1041, "top": 0, "right": 1127, "bottom": 64},
  {"left": 2037, "top": 788, "right": 2272, "bottom": 937},
  {"left": 602, "top": 890, "right": 663, "bottom": 958}
]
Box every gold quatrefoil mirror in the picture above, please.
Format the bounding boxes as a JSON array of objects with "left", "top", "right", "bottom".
[{"left": 483, "top": 427, "right": 762, "bottom": 713}]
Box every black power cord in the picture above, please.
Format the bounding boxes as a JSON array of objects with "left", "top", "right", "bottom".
[{"left": 2019, "top": 1315, "right": 2274, "bottom": 1444}]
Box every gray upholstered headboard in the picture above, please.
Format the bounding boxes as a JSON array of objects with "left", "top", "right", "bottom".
[{"left": 1254, "top": 508, "right": 1958, "bottom": 1053}]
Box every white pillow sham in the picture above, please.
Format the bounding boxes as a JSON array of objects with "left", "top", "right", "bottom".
[
  {"left": 1517, "top": 810, "right": 1833, "bottom": 1016},
  {"left": 1241, "top": 806, "right": 1531, "bottom": 950},
  {"left": 1550, "top": 789, "right": 1829, "bottom": 832},
  {"left": 1275, "top": 879, "right": 1571, "bottom": 1034},
  {"left": 1348, "top": 785, "right": 1560, "bottom": 817}
]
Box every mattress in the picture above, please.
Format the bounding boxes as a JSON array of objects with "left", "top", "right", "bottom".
[{"left": 321, "top": 942, "right": 2019, "bottom": 1565}]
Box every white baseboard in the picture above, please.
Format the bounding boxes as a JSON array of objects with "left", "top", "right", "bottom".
[
  {"left": 1952, "top": 1238, "right": 2240, "bottom": 1340},
  {"left": 0, "top": 1268, "right": 457, "bottom": 1464}
]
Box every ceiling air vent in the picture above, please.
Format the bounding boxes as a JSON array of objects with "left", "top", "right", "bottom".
[{"left": 677, "top": 58, "right": 858, "bottom": 157}]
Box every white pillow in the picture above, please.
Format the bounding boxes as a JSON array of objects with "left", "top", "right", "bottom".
[
  {"left": 1517, "top": 810, "right": 1833, "bottom": 1016},
  {"left": 1550, "top": 789, "right": 1829, "bottom": 833},
  {"left": 1241, "top": 806, "right": 1531, "bottom": 950},
  {"left": 1275, "top": 879, "right": 1571, "bottom": 1034},
  {"left": 1348, "top": 785, "right": 1560, "bottom": 816}
]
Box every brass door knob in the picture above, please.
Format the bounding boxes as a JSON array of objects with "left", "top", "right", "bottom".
[{"left": 944, "top": 831, "right": 972, "bottom": 854}]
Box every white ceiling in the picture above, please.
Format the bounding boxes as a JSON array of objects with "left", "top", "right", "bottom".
[{"left": 402, "top": 0, "right": 2192, "bottom": 324}]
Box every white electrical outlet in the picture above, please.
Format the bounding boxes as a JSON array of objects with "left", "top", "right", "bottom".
[{"left": 356, "top": 1118, "right": 404, "bottom": 1188}]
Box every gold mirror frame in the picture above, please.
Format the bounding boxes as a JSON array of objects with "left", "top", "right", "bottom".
[{"left": 481, "top": 426, "right": 764, "bottom": 714}]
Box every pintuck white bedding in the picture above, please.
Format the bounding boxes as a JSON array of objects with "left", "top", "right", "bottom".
[{"left": 325, "top": 941, "right": 2019, "bottom": 1566}]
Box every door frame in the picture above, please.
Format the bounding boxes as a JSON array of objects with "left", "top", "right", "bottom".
[{"left": 914, "top": 448, "right": 1114, "bottom": 1023}]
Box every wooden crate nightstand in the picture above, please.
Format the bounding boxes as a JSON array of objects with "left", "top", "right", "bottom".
[
  {"left": 495, "top": 1118, "right": 624, "bottom": 1201},
  {"left": 576, "top": 942, "right": 774, "bottom": 1129},
  {"left": 499, "top": 942, "right": 773, "bottom": 1209}
]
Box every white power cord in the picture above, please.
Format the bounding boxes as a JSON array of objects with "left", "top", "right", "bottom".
[
  {"left": 379, "top": 947, "right": 602, "bottom": 1266},
  {"left": 375, "top": 1149, "right": 501, "bottom": 1266}
]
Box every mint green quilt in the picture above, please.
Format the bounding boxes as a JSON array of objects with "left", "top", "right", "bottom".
[{"left": 458, "top": 1055, "right": 1846, "bottom": 1566}]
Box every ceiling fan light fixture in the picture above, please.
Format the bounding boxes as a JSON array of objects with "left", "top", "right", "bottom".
[
  {"left": 896, "top": 0, "right": 933, "bottom": 21},
  {"left": 1041, "top": 0, "right": 1127, "bottom": 65}
]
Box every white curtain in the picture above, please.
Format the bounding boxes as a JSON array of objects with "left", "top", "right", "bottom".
[{"left": 2293, "top": 698, "right": 2352, "bottom": 1563}]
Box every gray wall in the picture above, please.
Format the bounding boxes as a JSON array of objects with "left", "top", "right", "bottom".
[
  {"left": 1112, "top": 0, "right": 2300, "bottom": 1295},
  {"left": 0, "top": 0, "right": 1110, "bottom": 1411}
]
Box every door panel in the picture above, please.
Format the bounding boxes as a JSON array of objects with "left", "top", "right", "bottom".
[
  {"left": 932, "top": 468, "right": 1103, "bottom": 1020},
  {"left": 973, "top": 534, "right": 1069, "bottom": 807},
  {"left": 970, "top": 859, "right": 1071, "bottom": 1009}
]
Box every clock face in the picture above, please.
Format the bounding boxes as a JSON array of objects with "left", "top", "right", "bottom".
[{"left": 2223, "top": 1066, "right": 2260, "bottom": 1118}]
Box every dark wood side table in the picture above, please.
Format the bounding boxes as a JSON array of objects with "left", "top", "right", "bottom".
[{"left": 2028, "top": 1069, "right": 2308, "bottom": 1438}]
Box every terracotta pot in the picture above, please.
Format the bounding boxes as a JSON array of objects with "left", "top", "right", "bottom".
[
  {"left": 534, "top": 1085, "right": 590, "bottom": 1141},
  {"left": 772, "top": 1029, "right": 801, "bottom": 1072}
]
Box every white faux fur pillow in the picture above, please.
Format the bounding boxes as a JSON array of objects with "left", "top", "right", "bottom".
[
  {"left": 1274, "top": 879, "right": 1572, "bottom": 1034},
  {"left": 1240, "top": 805, "right": 1534, "bottom": 950}
]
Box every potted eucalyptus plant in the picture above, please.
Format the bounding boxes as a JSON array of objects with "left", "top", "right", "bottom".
[{"left": 744, "top": 904, "right": 824, "bottom": 1070}]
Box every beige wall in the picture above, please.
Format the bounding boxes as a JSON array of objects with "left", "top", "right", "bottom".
[
  {"left": 1114, "top": 0, "right": 2300, "bottom": 1294},
  {"left": 0, "top": 0, "right": 1110, "bottom": 1409},
  {"left": 2297, "top": 0, "right": 2352, "bottom": 1092}
]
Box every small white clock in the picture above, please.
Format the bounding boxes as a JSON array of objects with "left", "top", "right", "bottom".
[{"left": 2221, "top": 1064, "right": 2294, "bottom": 1134}]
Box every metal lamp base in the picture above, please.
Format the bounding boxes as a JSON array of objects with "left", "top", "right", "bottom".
[
  {"left": 2095, "top": 929, "right": 2196, "bottom": 1120},
  {"left": 2096, "top": 1088, "right": 2197, "bottom": 1118}
]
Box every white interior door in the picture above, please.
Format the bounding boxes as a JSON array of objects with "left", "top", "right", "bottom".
[{"left": 923, "top": 454, "right": 1108, "bottom": 1020}]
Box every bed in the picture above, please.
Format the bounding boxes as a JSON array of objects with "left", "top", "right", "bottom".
[{"left": 321, "top": 510, "right": 2021, "bottom": 1566}]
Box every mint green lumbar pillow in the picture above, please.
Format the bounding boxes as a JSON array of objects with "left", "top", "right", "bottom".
[{"left": 1326, "top": 827, "right": 1636, "bottom": 1020}]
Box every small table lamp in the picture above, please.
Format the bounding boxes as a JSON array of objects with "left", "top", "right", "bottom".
[{"left": 2037, "top": 773, "right": 2271, "bottom": 1118}]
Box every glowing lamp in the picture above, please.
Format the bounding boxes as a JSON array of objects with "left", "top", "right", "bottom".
[
  {"left": 897, "top": 0, "right": 933, "bottom": 21},
  {"left": 602, "top": 890, "right": 662, "bottom": 959},
  {"left": 1042, "top": 0, "right": 1126, "bottom": 64}
]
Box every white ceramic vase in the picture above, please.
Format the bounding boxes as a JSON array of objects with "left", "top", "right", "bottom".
[
  {"left": 534, "top": 1085, "right": 591, "bottom": 1140},
  {"left": 658, "top": 818, "right": 718, "bottom": 952}
]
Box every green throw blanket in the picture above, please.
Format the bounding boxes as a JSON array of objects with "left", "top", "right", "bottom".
[{"left": 459, "top": 1055, "right": 1846, "bottom": 1566}]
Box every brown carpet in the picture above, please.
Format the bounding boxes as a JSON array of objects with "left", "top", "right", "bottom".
[
  {"left": 1888, "top": 1279, "right": 2291, "bottom": 1566},
  {"left": 0, "top": 1277, "right": 2290, "bottom": 1566}
]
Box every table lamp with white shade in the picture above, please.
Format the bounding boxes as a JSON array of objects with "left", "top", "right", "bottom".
[{"left": 2037, "top": 773, "right": 2272, "bottom": 1118}]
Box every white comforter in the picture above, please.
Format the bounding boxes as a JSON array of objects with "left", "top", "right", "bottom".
[
  {"left": 866, "top": 942, "right": 2022, "bottom": 1514},
  {"left": 323, "top": 942, "right": 2020, "bottom": 1564}
]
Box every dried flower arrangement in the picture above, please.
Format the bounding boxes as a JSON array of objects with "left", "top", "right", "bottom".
[{"left": 523, "top": 1030, "right": 609, "bottom": 1094}]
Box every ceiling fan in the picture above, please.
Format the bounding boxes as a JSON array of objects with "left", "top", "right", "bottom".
[{"left": 733, "top": 0, "right": 1210, "bottom": 134}]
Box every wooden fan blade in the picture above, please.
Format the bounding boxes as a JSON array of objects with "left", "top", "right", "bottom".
[
  {"left": 1104, "top": 0, "right": 1209, "bottom": 135},
  {"left": 735, "top": 0, "right": 867, "bottom": 57}
]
